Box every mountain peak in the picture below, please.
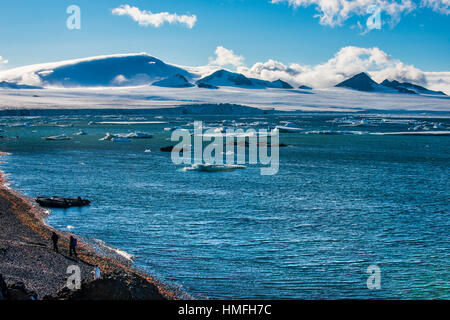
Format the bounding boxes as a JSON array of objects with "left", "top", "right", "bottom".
[
  {"left": 271, "top": 79, "right": 293, "bottom": 89},
  {"left": 152, "top": 74, "right": 194, "bottom": 88},
  {"left": 381, "top": 79, "right": 446, "bottom": 96},
  {"left": 0, "top": 53, "right": 191, "bottom": 88},
  {"left": 335, "top": 72, "right": 378, "bottom": 92},
  {"left": 198, "top": 70, "right": 253, "bottom": 87},
  {"left": 197, "top": 70, "right": 294, "bottom": 89},
  {"left": 336, "top": 73, "right": 447, "bottom": 96}
]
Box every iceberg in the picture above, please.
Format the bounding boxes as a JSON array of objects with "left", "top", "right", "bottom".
[
  {"left": 100, "top": 133, "right": 115, "bottom": 141},
  {"left": 42, "top": 134, "right": 72, "bottom": 141},
  {"left": 74, "top": 130, "right": 87, "bottom": 136},
  {"left": 275, "top": 122, "right": 302, "bottom": 133},
  {"left": 124, "top": 131, "right": 154, "bottom": 139},
  {"left": 183, "top": 164, "right": 247, "bottom": 172},
  {"left": 100, "top": 131, "right": 153, "bottom": 141}
]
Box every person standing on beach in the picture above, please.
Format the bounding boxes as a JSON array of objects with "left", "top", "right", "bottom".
[
  {"left": 51, "top": 232, "right": 59, "bottom": 253},
  {"left": 69, "top": 236, "right": 78, "bottom": 258},
  {"left": 92, "top": 266, "right": 101, "bottom": 280}
]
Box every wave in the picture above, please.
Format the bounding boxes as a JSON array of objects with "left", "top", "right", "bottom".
[
  {"left": 371, "top": 131, "right": 450, "bottom": 136},
  {"left": 304, "top": 130, "right": 367, "bottom": 135},
  {"left": 93, "top": 239, "right": 134, "bottom": 261},
  {"left": 96, "top": 121, "right": 167, "bottom": 125}
]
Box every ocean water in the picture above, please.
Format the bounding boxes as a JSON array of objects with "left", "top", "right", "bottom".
[{"left": 0, "top": 113, "right": 449, "bottom": 299}]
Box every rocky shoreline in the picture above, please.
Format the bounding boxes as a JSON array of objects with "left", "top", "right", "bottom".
[{"left": 0, "top": 166, "right": 178, "bottom": 300}]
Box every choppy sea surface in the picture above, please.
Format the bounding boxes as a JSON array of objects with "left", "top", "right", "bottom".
[{"left": 0, "top": 112, "right": 449, "bottom": 299}]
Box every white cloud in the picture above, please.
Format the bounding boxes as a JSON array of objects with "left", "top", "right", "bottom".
[
  {"left": 424, "top": 71, "right": 450, "bottom": 94},
  {"left": 370, "top": 62, "right": 426, "bottom": 83},
  {"left": 0, "top": 56, "right": 8, "bottom": 65},
  {"left": 272, "top": 0, "right": 416, "bottom": 27},
  {"left": 230, "top": 46, "right": 449, "bottom": 94},
  {"left": 112, "top": 5, "right": 197, "bottom": 29},
  {"left": 272, "top": 0, "right": 450, "bottom": 28},
  {"left": 421, "top": 0, "right": 450, "bottom": 14},
  {"left": 209, "top": 46, "right": 245, "bottom": 68}
]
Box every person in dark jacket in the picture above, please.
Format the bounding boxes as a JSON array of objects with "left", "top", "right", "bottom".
[
  {"left": 69, "top": 236, "right": 78, "bottom": 257},
  {"left": 51, "top": 232, "right": 59, "bottom": 253}
]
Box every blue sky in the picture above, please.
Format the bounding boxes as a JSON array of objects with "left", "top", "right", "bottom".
[{"left": 0, "top": 0, "right": 449, "bottom": 71}]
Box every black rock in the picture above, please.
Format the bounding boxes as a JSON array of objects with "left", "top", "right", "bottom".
[
  {"left": 160, "top": 146, "right": 188, "bottom": 153},
  {"left": 197, "top": 83, "right": 219, "bottom": 89},
  {"left": 4, "top": 282, "right": 37, "bottom": 300},
  {"left": 160, "top": 146, "right": 174, "bottom": 152},
  {"left": 48, "top": 271, "right": 166, "bottom": 300},
  {"left": 0, "top": 274, "right": 7, "bottom": 300}
]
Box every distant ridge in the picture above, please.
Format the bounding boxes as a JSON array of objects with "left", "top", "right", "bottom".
[
  {"left": 197, "top": 70, "right": 293, "bottom": 89},
  {"left": 0, "top": 81, "right": 42, "bottom": 90},
  {"left": 336, "top": 72, "right": 446, "bottom": 96},
  {"left": 198, "top": 70, "right": 252, "bottom": 87},
  {"left": 152, "top": 74, "right": 194, "bottom": 88},
  {"left": 0, "top": 53, "right": 445, "bottom": 96},
  {"left": 381, "top": 79, "right": 446, "bottom": 96},
  {"left": 271, "top": 79, "right": 293, "bottom": 89}
]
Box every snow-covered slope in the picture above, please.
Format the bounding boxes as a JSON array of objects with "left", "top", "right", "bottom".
[
  {"left": 197, "top": 69, "right": 293, "bottom": 89},
  {"left": 0, "top": 85, "right": 448, "bottom": 113},
  {"left": 0, "top": 81, "right": 42, "bottom": 89},
  {"left": 0, "top": 53, "right": 191, "bottom": 87},
  {"left": 381, "top": 79, "right": 446, "bottom": 96},
  {"left": 152, "top": 74, "right": 194, "bottom": 88}
]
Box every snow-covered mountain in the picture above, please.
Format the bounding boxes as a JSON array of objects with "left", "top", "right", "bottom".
[
  {"left": 336, "top": 72, "right": 383, "bottom": 92},
  {"left": 271, "top": 79, "right": 294, "bottom": 89},
  {"left": 152, "top": 74, "right": 194, "bottom": 88},
  {"left": 336, "top": 72, "right": 446, "bottom": 96},
  {"left": 380, "top": 79, "right": 446, "bottom": 96},
  {"left": 0, "top": 53, "right": 447, "bottom": 114},
  {"left": 197, "top": 69, "right": 293, "bottom": 89},
  {"left": 0, "top": 54, "right": 293, "bottom": 89},
  {"left": 0, "top": 53, "right": 191, "bottom": 87}
]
